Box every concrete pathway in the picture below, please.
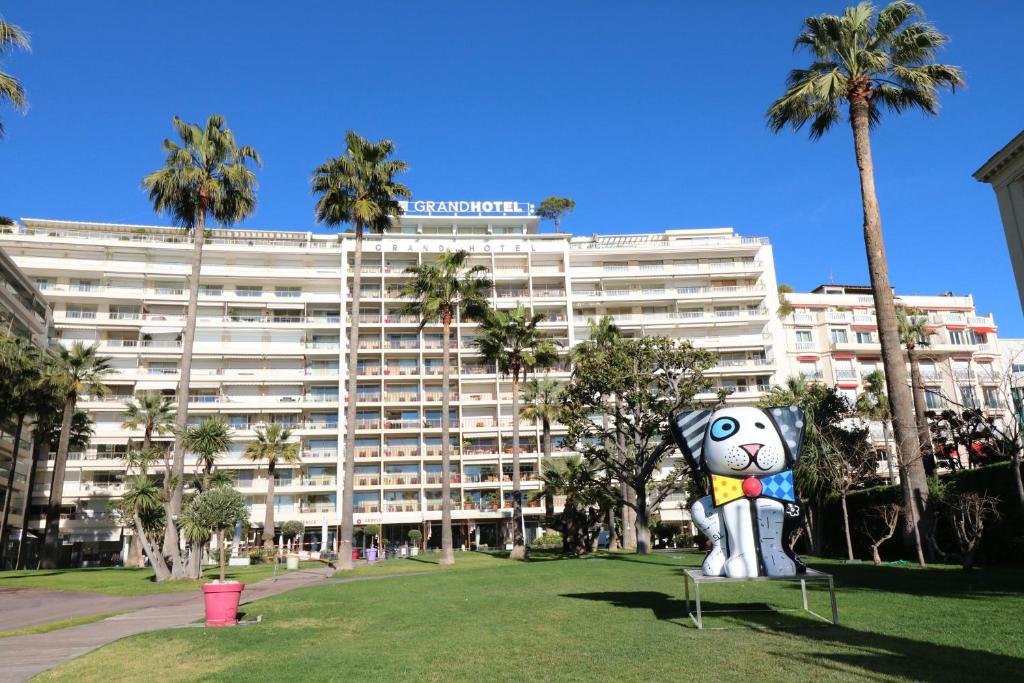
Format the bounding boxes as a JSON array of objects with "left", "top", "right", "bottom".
[{"left": 0, "top": 567, "right": 333, "bottom": 682}]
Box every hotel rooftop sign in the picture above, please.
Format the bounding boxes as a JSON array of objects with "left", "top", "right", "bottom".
[{"left": 398, "top": 200, "right": 535, "bottom": 217}]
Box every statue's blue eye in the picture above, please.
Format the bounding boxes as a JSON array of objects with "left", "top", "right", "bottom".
[{"left": 710, "top": 417, "right": 739, "bottom": 441}]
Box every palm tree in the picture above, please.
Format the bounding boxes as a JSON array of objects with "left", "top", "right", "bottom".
[
  {"left": 398, "top": 250, "right": 491, "bottom": 565},
  {"left": 0, "top": 336, "right": 43, "bottom": 566},
  {"left": 182, "top": 417, "right": 233, "bottom": 490},
  {"left": 121, "top": 392, "right": 175, "bottom": 451},
  {"left": 243, "top": 423, "right": 299, "bottom": 549},
  {"left": 121, "top": 475, "right": 170, "bottom": 581},
  {"left": 476, "top": 305, "right": 558, "bottom": 560},
  {"left": 521, "top": 376, "right": 562, "bottom": 532},
  {"left": 767, "top": 1, "right": 962, "bottom": 557},
  {"left": 0, "top": 19, "right": 29, "bottom": 138},
  {"left": 897, "top": 307, "right": 936, "bottom": 470},
  {"left": 142, "top": 114, "right": 261, "bottom": 578},
  {"left": 16, "top": 405, "right": 91, "bottom": 569},
  {"left": 857, "top": 370, "right": 897, "bottom": 483},
  {"left": 311, "top": 130, "right": 410, "bottom": 571},
  {"left": 777, "top": 284, "right": 795, "bottom": 320},
  {"left": 39, "top": 343, "right": 110, "bottom": 568},
  {"left": 535, "top": 197, "right": 576, "bottom": 232}
]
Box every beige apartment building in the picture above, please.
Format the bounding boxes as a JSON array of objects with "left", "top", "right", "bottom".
[
  {"left": 0, "top": 207, "right": 783, "bottom": 562},
  {"left": 781, "top": 284, "right": 1005, "bottom": 479}
]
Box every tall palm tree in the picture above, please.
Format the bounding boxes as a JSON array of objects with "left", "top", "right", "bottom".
[
  {"left": 0, "top": 336, "right": 42, "bottom": 566},
  {"left": 521, "top": 376, "right": 562, "bottom": 532},
  {"left": 120, "top": 475, "right": 170, "bottom": 581},
  {"left": 777, "top": 284, "right": 795, "bottom": 320},
  {"left": 476, "top": 305, "right": 558, "bottom": 560},
  {"left": 121, "top": 392, "right": 175, "bottom": 451},
  {"left": 16, "top": 405, "right": 91, "bottom": 569},
  {"left": 183, "top": 417, "right": 233, "bottom": 490},
  {"left": 0, "top": 19, "right": 29, "bottom": 138},
  {"left": 897, "top": 307, "right": 936, "bottom": 471},
  {"left": 243, "top": 423, "right": 299, "bottom": 549},
  {"left": 143, "top": 114, "right": 260, "bottom": 578},
  {"left": 39, "top": 342, "right": 110, "bottom": 568},
  {"left": 767, "top": 1, "right": 962, "bottom": 556},
  {"left": 398, "top": 250, "right": 491, "bottom": 565},
  {"left": 311, "top": 130, "right": 410, "bottom": 571},
  {"left": 856, "top": 369, "right": 897, "bottom": 482}
]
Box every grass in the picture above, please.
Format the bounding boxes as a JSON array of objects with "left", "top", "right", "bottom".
[
  {"left": 0, "top": 561, "right": 325, "bottom": 596},
  {"left": 0, "top": 611, "right": 129, "bottom": 639},
  {"left": 31, "top": 551, "right": 1024, "bottom": 682},
  {"left": 337, "top": 550, "right": 508, "bottom": 578}
]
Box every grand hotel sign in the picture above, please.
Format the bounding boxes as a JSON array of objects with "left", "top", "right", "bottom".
[{"left": 398, "top": 199, "right": 535, "bottom": 216}]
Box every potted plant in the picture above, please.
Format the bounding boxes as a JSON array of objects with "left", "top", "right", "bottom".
[
  {"left": 408, "top": 529, "right": 422, "bottom": 557},
  {"left": 186, "top": 487, "right": 249, "bottom": 627},
  {"left": 363, "top": 524, "right": 380, "bottom": 562},
  {"left": 464, "top": 495, "right": 475, "bottom": 511},
  {"left": 486, "top": 491, "right": 500, "bottom": 510},
  {"left": 281, "top": 520, "right": 304, "bottom": 569}
]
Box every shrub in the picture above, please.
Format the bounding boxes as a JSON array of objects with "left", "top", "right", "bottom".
[
  {"left": 281, "top": 520, "right": 305, "bottom": 541},
  {"left": 248, "top": 547, "right": 277, "bottom": 564},
  {"left": 531, "top": 532, "right": 562, "bottom": 549},
  {"left": 408, "top": 529, "right": 422, "bottom": 545}
]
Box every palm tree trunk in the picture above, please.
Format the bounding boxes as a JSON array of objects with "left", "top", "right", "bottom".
[
  {"left": 134, "top": 512, "right": 170, "bottom": 582},
  {"left": 607, "top": 507, "right": 619, "bottom": 550},
  {"left": 849, "top": 97, "right": 929, "bottom": 563},
  {"left": 0, "top": 414, "right": 25, "bottom": 567},
  {"left": 16, "top": 436, "right": 44, "bottom": 569},
  {"left": 40, "top": 396, "right": 76, "bottom": 568},
  {"left": 263, "top": 461, "right": 276, "bottom": 548},
  {"left": 439, "top": 314, "right": 454, "bottom": 565},
  {"left": 907, "top": 347, "right": 935, "bottom": 474},
  {"left": 167, "top": 214, "right": 206, "bottom": 578},
  {"left": 509, "top": 374, "right": 526, "bottom": 560},
  {"left": 841, "top": 492, "right": 854, "bottom": 561},
  {"left": 338, "top": 224, "right": 362, "bottom": 571}
]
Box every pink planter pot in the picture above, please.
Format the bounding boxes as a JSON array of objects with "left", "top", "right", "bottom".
[{"left": 202, "top": 582, "right": 245, "bottom": 627}]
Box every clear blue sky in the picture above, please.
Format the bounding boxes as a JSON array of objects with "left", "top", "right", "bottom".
[{"left": 2, "top": 2, "right": 1022, "bottom": 334}]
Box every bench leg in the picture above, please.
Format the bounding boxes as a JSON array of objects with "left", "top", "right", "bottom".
[{"left": 694, "top": 582, "right": 703, "bottom": 629}]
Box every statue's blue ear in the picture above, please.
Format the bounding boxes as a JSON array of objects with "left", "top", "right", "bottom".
[
  {"left": 765, "top": 406, "right": 806, "bottom": 465},
  {"left": 670, "top": 410, "right": 713, "bottom": 470}
]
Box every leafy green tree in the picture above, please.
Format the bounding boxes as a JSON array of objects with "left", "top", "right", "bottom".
[
  {"left": 399, "top": 249, "right": 490, "bottom": 565},
  {"left": 0, "top": 335, "right": 43, "bottom": 566},
  {"left": 0, "top": 18, "right": 29, "bottom": 138},
  {"left": 562, "top": 336, "right": 718, "bottom": 554},
  {"left": 531, "top": 454, "right": 612, "bottom": 555},
  {"left": 244, "top": 423, "right": 299, "bottom": 548},
  {"left": 476, "top": 306, "right": 558, "bottom": 559},
  {"left": 311, "top": 130, "right": 410, "bottom": 571},
  {"left": 40, "top": 343, "right": 110, "bottom": 568},
  {"left": 143, "top": 114, "right": 261, "bottom": 579},
  {"left": 281, "top": 519, "right": 305, "bottom": 550},
  {"left": 184, "top": 486, "right": 248, "bottom": 581},
  {"left": 767, "top": 0, "right": 962, "bottom": 560},
  {"left": 777, "top": 284, "right": 795, "bottom": 320},
  {"left": 183, "top": 417, "right": 233, "bottom": 490},
  {"left": 535, "top": 197, "right": 576, "bottom": 231}
]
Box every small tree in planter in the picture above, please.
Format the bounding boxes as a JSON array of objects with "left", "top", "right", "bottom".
[
  {"left": 186, "top": 487, "right": 249, "bottom": 627},
  {"left": 408, "top": 529, "right": 422, "bottom": 556},
  {"left": 282, "top": 520, "right": 305, "bottom": 552},
  {"left": 362, "top": 524, "right": 380, "bottom": 561}
]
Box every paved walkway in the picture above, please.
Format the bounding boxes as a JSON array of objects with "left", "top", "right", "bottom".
[{"left": 0, "top": 567, "right": 334, "bottom": 682}]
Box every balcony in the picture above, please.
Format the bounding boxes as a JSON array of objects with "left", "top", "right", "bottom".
[
  {"left": 355, "top": 476, "right": 380, "bottom": 486},
  {"left": 384, "top": 502, "right": 420, "bottom": 513},
  {"left": 382, "top": 475, "right": 420, "bottom": 486}
]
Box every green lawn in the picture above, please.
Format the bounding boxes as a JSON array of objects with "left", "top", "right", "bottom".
[
  {"left": 0, "top": 561, "right": 325, "bottom": 596},
  {"left": 338, "top": 549, "right": 508, "bottom": 578},
  {"left": 0, "top": 611, "right": 129, "bottom": 639},
  {"left": 33, "top": 552, "right": 1024, "bottom": 682}
]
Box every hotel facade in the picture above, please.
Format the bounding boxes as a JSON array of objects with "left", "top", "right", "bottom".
[
  {"left": 780, "top": 284, "right": 1006, "bottom": 478},
  {"left": 0, "top": 206, "right": 785, "bottom": 561}
]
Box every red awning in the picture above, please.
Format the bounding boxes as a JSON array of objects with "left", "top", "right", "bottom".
[
  {"left": 796, "top": 355, "right": 819, "bottom": 361},
  {"left": 837, "top": 381, "right": 860, "bottom": 389},
  {"left": 832, "top": 354, "right": 855, "bottom": 360}
]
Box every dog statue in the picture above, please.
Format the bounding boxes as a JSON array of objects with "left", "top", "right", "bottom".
[{"left": 670, "top": 406, "right": 806, "bottom": 578}]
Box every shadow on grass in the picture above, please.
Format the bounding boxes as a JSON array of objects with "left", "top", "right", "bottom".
[
  {"left": 565, "top": 589, "right": 1024, "bottom": 680},
  {"left": 806, "top": 561, "right": 1024, "bottom": 600}
]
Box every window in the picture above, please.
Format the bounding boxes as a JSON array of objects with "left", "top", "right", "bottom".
[
  {"left": 236, "top": 285, "right": 262, "bottom": 297},
  {"left": 948, "top": 329, "right": 967, "bottom": 345},
  {"left": 953, "top": 360, "right": 973, "bottom": 380},
  {"left": 919, "top": 360, "right": 938, "bottom": 380},
  {"left": 834, "top": 359, "right": 855, "bottom": 379},
  {"left": 1012, "top": 363, "right": 1024, "bottom": 374},
  {"left": 838, "top": 388, "right": 858, "bottom": 406},
  {"left": 200, "top": 284, "right": 223, "bottom": 296},
  {"left": 983, "top": 387, "right": 1001, "bottom": 409},
  {"left": 960, "top": 385, "right": 978, "bottom": 409},
  {"left": 969, "top": 330, "right": 987, "bottom": 345},
  {"left": 830, "top": 329, "right": 848, "bottom": 344},
  {"left": 799, "top": 361, "right": 820, "bottom": 379},
  {"left": 856, "top": 331, "right": 874, "bottom": 344},
  {"left": 795, "top": 330, "right": 813, "bottom": 349},
  {"left": 925, "top": 389, "right": 944, "bottom": 410},
  {"left": 275, "top": 286, "right": 301, "bottom": 298}
]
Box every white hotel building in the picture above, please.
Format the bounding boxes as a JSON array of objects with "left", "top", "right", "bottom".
[{"left": 0, "top": 205, "right": 784, "bottom": 561}]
